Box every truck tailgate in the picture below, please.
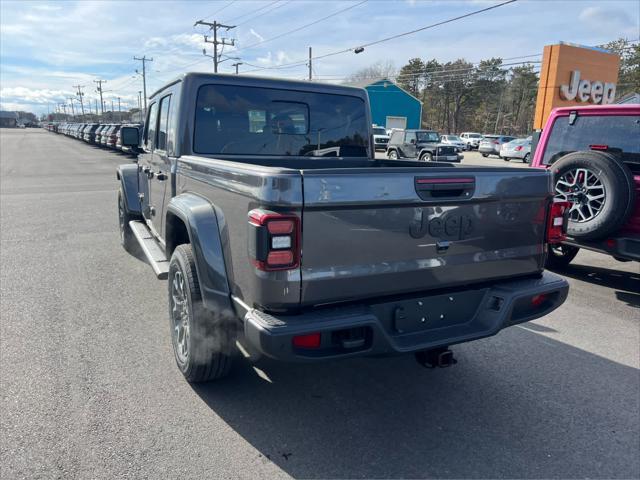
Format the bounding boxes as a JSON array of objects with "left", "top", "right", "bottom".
[{"left": 300, "top": 167, "right": 551, "bottom": 307}]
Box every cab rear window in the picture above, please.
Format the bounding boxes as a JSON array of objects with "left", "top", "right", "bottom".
[
  {"left": 193, "top": 84, "right": 369, "bottom": 157},
  {"left": 543, "top": 114, "right": 640, "bottom": 165}
]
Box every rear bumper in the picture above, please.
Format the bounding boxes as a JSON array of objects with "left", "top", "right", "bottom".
[
  {"left": 564, "top": 236, "right": 640, "bottom": 261},
  {"left": 242, "top": 271, "right": 568, "bottom": 362}
]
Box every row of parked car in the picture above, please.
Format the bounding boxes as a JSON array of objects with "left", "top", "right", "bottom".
[
  {"left": 448, "top": 132, "right": 532, "bottom": 163},
  {"left": 46, "top": 122, "right": 142, "bottom": 154}
]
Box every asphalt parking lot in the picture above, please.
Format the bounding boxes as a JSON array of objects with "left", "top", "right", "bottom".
[{"left": 1, "top": 129, "right": 639, "bottom": 479}]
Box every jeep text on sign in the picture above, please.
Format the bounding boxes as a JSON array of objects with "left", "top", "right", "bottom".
[{"left": 534, "top": 43, "right": 620, "bottom": 129}]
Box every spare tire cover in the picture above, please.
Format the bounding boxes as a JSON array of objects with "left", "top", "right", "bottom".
[{"left": 552, "top": 151, "right": 636, "bottom": 241}]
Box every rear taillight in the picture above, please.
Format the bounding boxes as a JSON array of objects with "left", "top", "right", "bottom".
[
  {"left": 248, "top": 209, "right": 300, "bottom": 271},
  {"left": 547, "top": 201, "right": 571, "bottom": 243},
  {"left": 493, "top": 140, "right": 499, "bottom": 144},
  {"left": 515, "top": 146, "right": 523, "bottom": 151}
]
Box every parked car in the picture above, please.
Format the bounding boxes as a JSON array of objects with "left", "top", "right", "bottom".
[
  {"left": 116, "top": 73, "right": 568, "bottom": 383},
  {"left": 372, "top": 125, "right": 390, "bottom": 151},
  {"left": 479, "top": 135, "right": 516, "bottom": 157},
  {"left": 104, "top": 125, "right": 122, "bottom": 148},
  {"left": 460, "top": 132, "right": 482, "bottom": 150},
  {"left": 83, "top": 123, "right": 100, "bottom": 143},
  {"left": 386, "top": 129, "right": 461, "bottom": 162},
  {"left": 99, "top": 125, "right": 114, "bottom": 146},
  {"left": 440, "top": 135, "right": 467, "bottom": 152},
  {"left": 116, "top": 123, "right": 141, "bottom": 153},
  {"left": 532, "top": 104, "right": 639, "bottom": 268},
  {"left": 500, "top": 137, "right": 532, "bottom": 163},
  {"left": 94, "top": 124, "right": 106, "bottom": 144}
]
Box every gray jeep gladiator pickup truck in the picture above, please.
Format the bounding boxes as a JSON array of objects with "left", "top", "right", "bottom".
[{"left": 117, "top": 73, "right": 569, "bottom": 383}]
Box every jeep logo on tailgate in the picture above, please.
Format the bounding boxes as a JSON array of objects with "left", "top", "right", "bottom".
[{"left": 410, "top": 210, "right": 474, "bottom": 240}]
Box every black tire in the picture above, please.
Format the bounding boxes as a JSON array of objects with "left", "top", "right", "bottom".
[
  {"left": 546, "top": 244, "right": 580, "bottom": 270},
  {"left": 503, "top": 156, "right": 510, "bottom": 162},
  {"left": 420, "top": 152, "right": 432, "bottom": 162},
  {"left": 168, "top": 244, "right": 235, "bottom": 383},
  {"left": 552, "top": 151, "right": 636, "bottom": 240},
  {"left": 481, "top": 153, "right": 488, "bottom": 158},
  {"left": 118, "top": 188, "right": 139, "bottom": 254},
  {"left": 387, "top": 149, "right": 398, "bottom": 160},
  {"left": 523, "top": 153, "right": 530, "bottom": 164}
]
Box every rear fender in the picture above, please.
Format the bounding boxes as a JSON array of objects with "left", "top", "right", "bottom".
[
  {"left": 166, "top": 194, "right": 234, "bottom": 315},
  {"left": 116, "top": 164, "right": 141, "bottom": 216}
]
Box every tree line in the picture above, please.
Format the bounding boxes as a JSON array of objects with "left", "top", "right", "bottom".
[{"left": 348, "top": 38, "right": 639, "bottom": 136}]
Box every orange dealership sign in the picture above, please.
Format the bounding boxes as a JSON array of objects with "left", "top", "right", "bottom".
[{"left": 533, "top": 43, "right": 620, "bottom": 129}]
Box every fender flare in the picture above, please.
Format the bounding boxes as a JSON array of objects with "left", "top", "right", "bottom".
[
  {"left": 166, "top": 193, "right": 234, "bottom": 315},
  {"left": 116, "top": 164, "right": 141, "bottom": 216}
]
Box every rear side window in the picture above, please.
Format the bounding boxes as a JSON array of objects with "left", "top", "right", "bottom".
[
  {"left": 389, "top": 130, "right": 403, "bottom": 144},
  {"left": 193, "top": 84, "right": 369, "bottom": 157},
  {"left": 405, "top": 131, "right": 416, "bottom": 143},
  {"left": 543, "top": 114, "right": 640, "bottom": 165},
  {"left": 144, "top": 103, "right": 158, "bottom": 149},
  {"left": 157, "top": 95, "right": 171, "bottom": 151}
]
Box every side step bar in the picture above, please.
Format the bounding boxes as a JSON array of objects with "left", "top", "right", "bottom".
[{"left": 129, "top": 220, "right": 170, "bottom": 279}]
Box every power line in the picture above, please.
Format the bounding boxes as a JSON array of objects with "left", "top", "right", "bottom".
[
  {"left": 198, "top": 0, "right": 238, "bottom": 22},
  {"left": 227, "top": 0, "right": 278, "bottom": 24},
  {"left": 232, "top": 0, "right": 368, "bottom": 54},
  {"left": 242, "top": 0, "right": 518, "bottom": 73}
]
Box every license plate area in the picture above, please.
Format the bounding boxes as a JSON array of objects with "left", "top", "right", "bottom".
[{"left": 373, "top": 289, "right": 488, "bottom": 335}]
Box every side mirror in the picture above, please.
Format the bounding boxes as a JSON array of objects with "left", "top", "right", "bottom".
[{"left": 120, "top": 126, "right": 140, "bottom": 148}]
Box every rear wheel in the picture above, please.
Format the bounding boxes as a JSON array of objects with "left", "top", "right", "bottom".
[
  {"left": 420, "top": 152, "right": 432, "bottom": 162},
  {"left": 503, "top": 156, "right": 510, "bottom": 162},
  {"left": 387, "top": 150, "right": 398, "bottom": 160},
  {"left": 552, "top": 151, "right": 636, "bottom": 240},
  {"left": 481, "top": 153, "right": 488, "bottom": 158},
  {"left": 118, "top": 189, "right": 139, "bottom": 254},
  {"left": 168, "top": 244, "right": 235, "bottom": 383},
  {"left": 523, "top": 153, "right": 530, "bottom": 164},
  {"left": 546, "top": 244, "right": 580, "bottom": 269}
]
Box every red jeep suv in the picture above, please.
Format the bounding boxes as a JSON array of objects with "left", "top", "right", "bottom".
[{"left": 531, "top": 104, "right": 640, "bottom": 267}]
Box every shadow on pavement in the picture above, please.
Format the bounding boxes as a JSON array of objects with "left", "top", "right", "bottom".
[
  {"left": 548, "top": 263, "right": 639, "bottom": 294},
  {"left": 615, "top": 291, "right": 640, "bottom": 309},
  {"left": 192, "top": 327, "right": 639, "bottom": 479}
]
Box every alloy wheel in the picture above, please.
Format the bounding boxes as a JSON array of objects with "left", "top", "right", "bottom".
[
  {"left": 555, "top": 168, "right": 606, "bottom": 223},
  {"left": 171, "top": 270, "right": 190, "bottom": 364}
]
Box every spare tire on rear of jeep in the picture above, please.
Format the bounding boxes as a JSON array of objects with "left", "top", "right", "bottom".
[{"left": 552, "top": 151, "right": 636, "bottom": 241}]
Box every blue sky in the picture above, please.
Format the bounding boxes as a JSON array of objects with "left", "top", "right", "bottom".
[{"left": 1, "top": 0, "right": 638, "bottom": 114}]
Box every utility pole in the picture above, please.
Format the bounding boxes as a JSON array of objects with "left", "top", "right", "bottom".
[
  {"left": 195, "top": 20, "right": 236, "bottom": 73},
  {"left": 308, "top": 47, "right": 312, "bottom": 81},
  {"left": 68, "top": 98, "right": 75, "bottom": 118},
  {"left": 231, "top": 62, "right": 242, "bottom": 74},
  {"left": 117, "top": 97, "right": 121, "bottom": 122},
  {"left": 133, "top": 55, "right": 153, "bottom": 114},
  {"left": 93, "top": 79, "right": 107, "bottom": 115},
  {"left": 137, "top": 91, "right": 142, "bottom": 113},
  {"left": 73, "top": 85, "right": 85, "bottom": 117},
  {"left": 95, "top": 99, "right": 98, "bottom": 115}
]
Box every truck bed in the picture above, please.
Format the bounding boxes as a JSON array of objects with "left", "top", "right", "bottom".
[{"left": 178, "top": 156, "right": 552, "bottom": 311}]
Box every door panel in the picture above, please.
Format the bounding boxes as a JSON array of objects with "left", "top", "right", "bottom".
[
  {"left": 140, "top": 102, "right": 158, "bottom": 229},
  {"left": 150, "top": 94, "right": 172, "bottom": 237}
]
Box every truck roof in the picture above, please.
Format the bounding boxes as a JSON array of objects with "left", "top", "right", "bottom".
[
  {"left": 149, "top": 72, "right": 369, "bottom": 101},
  {"left": 550, "top": 104, "right": 640, "bottom": 115}
]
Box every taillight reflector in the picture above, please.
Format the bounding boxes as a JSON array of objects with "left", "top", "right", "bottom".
[
  {"left": 292, "top": 333, "right": 321, "bottom": 349},
  {"left": 248, "top": 209, "right": 300, "bottom": 271},
  {"left": 267, "top": 220, "right": 294, "bottom": 234},
  {"left": 547, "top": 201, "right": 571, "bottom": 243},
  {"left": 589, "top": 144, "right": 609, "bottom": 151},
  {"left": 531, "top": 294, "right": 547, "bottom": 307},
  {"left": 267, "top": 250, "right": 294, "bottom": 266}
]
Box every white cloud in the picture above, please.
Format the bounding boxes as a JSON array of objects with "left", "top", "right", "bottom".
[{"left": 249, "top": 29, "right": 265, "bottom": 42}]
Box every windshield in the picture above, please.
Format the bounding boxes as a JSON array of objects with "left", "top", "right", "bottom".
[
  {"left": 448, "top": 135, "right": 462, "bottom": 141},
  {"left": 194, "top": 84, "right": 369, "bottom": 157},
  {"left": 468, "top": 133, "right": 481, "bottom": 138},
  {"left": 373, "top": 128, "right": 387, "bottom": 135},
  {"left": 416, "top": 131, "right": 440, "bottom": 142},
  {"left": 543, "top": 114, "right": 640, "bottom": 165}
]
